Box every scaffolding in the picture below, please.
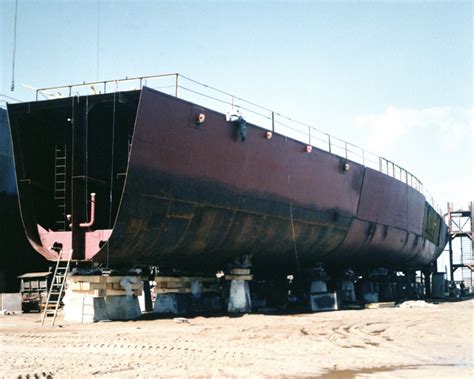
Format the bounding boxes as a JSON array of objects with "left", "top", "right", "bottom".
[{"left": 447, "top": 202, "right": 473, "bottom": 290}]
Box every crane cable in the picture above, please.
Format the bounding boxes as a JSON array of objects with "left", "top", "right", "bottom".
[
  {"left": 106, "top": 92, "right": 117, "bottom": 269},
  {"left": 96, "top": 0, "right": 100, "bottom": 81},
  {"left": 10, "top": 0, "right": 19, "bottom": 91}
]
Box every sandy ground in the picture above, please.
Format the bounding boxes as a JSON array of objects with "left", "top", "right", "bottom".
[{"left": 0, "top": 300, "right": 473, "bottom": 378}]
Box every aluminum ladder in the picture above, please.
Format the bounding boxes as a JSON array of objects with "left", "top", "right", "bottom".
[{"left": 41, "top": 249, "right": 73, "bottom": 326}]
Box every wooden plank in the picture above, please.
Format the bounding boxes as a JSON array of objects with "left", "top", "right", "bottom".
[
  {"left": 153, "top": 287, "right": 193, "bottom": 294},
  {"left": 154, "top": 276, "right": 207, "bottom": 283},
  {"left": 67, "top": 276, "right": 105, "bottom": 283},
  {"left": 68, "top": 276, "right": 142, "bottom": 285},
  {"left": 365, "top": 302, "right": 395, "bottom": 309},
  {"left": 230, "top": 268, "right": 251, "bottom": 275},
  {"left": 153, "top": 286, "right": 219, "bottom": 294},
  {"left": 104, "top": 289, "right": 143, "bottom": 296},
  {"left": 224, "top": 274, "right": 253, "bottom": 281},
  {"left": 69, "top": 282, "right": 107, "bottom": 291},
  {"left": 109, "top": 282, "right": 142, "bottom": 290},
  {"left": 155, "top": 282, "right": 191, "bottom": 289},
  {"left": 105, "top": 276, "right": 129, "bottom": 283},
  {"left": 154, "top": 276, "right": 185, "bottom": 284}
]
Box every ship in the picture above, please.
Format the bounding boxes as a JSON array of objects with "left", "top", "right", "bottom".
[
  {"left": 0, "top": 107, "right": 47, "bottom": 292},
  {"left": 6, "top": 75, "right": 448, "bottom": 280}
]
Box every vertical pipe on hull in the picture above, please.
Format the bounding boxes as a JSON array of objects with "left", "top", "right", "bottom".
[{"left": 71, "top": 97, "right": 87, "bottom": 260}]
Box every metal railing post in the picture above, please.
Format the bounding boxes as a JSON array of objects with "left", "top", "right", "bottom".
[
  {"left": 28, "top": 73, "right": 442, "bottom": 213},
  {"left": 271, "top": 112, "right": 275, "bottom": 133},
  {"left": 175, "top": 74, "right": 179, "bottom": 97}
]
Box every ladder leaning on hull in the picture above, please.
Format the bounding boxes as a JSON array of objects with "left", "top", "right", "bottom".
[{"left": 41, "top": 249, "right": 73, "bottom": 326}]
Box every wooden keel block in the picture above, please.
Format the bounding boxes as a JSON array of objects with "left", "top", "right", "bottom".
[
  {"left": 224, "top": 274, "right": 253, "bottom": 281},
  {"left": 68, "top": 276, "right": 105, "bottom": 284},
  {"left": 105, "top": 289, "right": 143, "bottom": 297},
  {"left": 365, "top": 302, "right": 395, "bottom": 309},
  {"left": 69, "top": 282, "right": 107, "bottom": 291},
  {"left": 153, "top": 288, "right": 193, "bottom": 294},
  {"left": 70, "top": 289, "right": 106, "bottom": 297},
  {"left": 155, "top": 282, "right": 191, "bottom": 289},
  {"left": 230, "top": 268, "right": 251, "bottom": 275}
]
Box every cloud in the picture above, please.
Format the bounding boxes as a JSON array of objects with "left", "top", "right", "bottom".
[
  {"left": 353, "top": 106, "right": 473, "bottom": 208},
  {"left": 354, "top": 106, "right": 473, "bottom": 154}
]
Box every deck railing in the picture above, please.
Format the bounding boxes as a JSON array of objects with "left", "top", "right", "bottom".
[{"left": 34, "top": 73, "right": 441, "bottom": 215}]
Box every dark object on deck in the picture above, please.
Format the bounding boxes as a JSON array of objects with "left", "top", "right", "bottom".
[{"left": 6, "top": 88, "right": 448, "bottom": 276}]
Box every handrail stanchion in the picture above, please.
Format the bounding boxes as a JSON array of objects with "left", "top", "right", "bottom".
[
  {"left": 175, "top": 74, "right": 179, "bottom": 97},
  {"left": 30, "top": 73, "right": 443, "bottom": 216},
  {"left": 271, "top": 112, "right": 275, "bottom": 133}
]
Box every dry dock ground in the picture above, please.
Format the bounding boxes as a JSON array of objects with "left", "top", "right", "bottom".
[{"left": 1, "top": 300, "right": 473, "bottom": 378}]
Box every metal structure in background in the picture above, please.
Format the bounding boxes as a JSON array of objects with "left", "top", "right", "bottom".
[
  {"left": 33, "top": 73, "right": 441, "bottom": 215},
  {"left": 447, "top": 202, "right": 473, "bottom": 289}
]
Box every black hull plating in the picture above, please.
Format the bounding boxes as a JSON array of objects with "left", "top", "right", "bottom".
[{"left": 0, "top": 108, "right": 47, "bottom": 291}]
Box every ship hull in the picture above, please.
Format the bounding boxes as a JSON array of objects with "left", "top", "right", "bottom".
[
  {"left": 7, "top": 88, "right": 447, "bottom": 275},
  {"left": 0, "top": 108, "right": 47, "bottom": 291}
]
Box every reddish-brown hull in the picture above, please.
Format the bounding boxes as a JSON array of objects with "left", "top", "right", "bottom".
[{"left": 7, "top": 88, "right": 447, "bottom": 274}]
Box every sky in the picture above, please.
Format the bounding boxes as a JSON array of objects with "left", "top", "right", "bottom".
[{"left": 0, "top": 0, "right": 472, "bottom": 210}]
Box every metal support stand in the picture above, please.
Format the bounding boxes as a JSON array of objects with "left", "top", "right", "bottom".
[
  {"left": 339, "top": 269, "right": 356, "bottom": 304},
  {"left": 226, "top": 267, "right": 252, "bottom": 313},
  {"left": 308, "top": 266, "right": 337, "bottom": 312}
]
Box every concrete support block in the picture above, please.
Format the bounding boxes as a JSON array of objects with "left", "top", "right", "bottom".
[
  {"left": 361, "top": 280, "right": 379, "bottom": 303},
  {"left": 153, "top": 293, "right": 190, "bottom": 315},
  {"left": 309, "top": 292, "right": 338, "bottom": 312},
  {"left": 309, "top": 280, "right": 337, "bottom": 311},
  {"left": 63, "top": 290, "right": 141, "bottom": 323},
  {"left": 340, "top": 280, "right": 356, "bottom": 302},
  {"left": 228, "top": 280, "right": 251, "bottom": 313},
  {"left": 0, "top": 293, "right": 22, "bottom": 313},
  {"left": 311, "top": 280, "right": 327, "bottom": 293}
]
